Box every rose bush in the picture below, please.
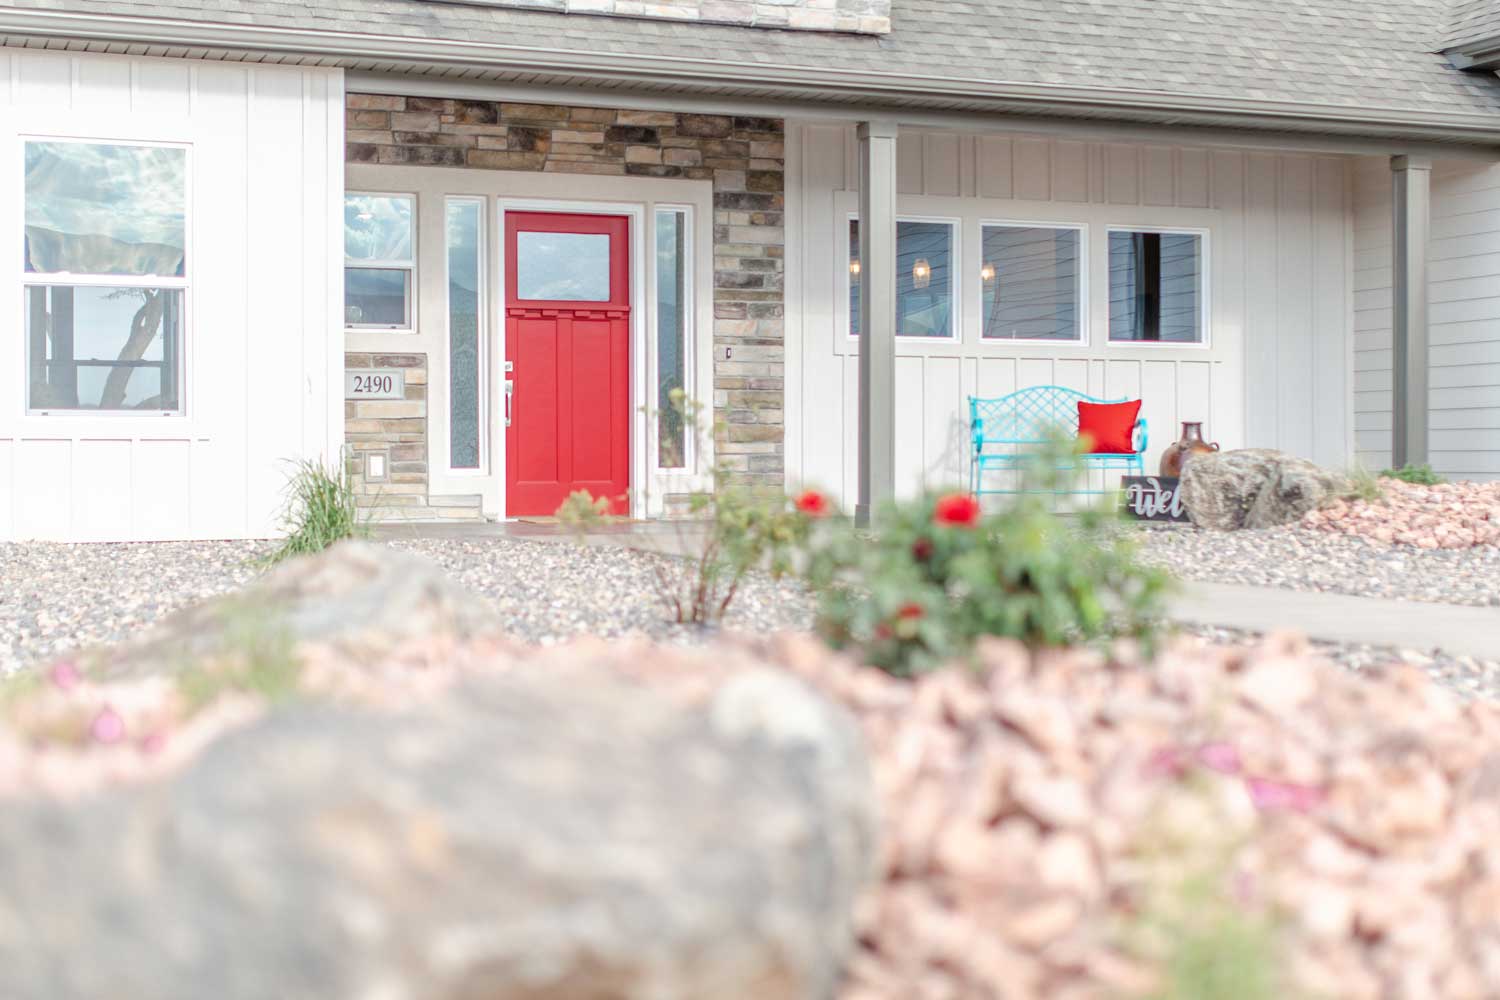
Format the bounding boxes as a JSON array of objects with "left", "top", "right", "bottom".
[{"left": 798, "top": 439, "right": 1169, "bottom": 675}]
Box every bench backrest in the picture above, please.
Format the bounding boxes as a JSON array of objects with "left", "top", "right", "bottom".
[{"left": 969, "top": 386, "right": 1127, "bottom": 446}]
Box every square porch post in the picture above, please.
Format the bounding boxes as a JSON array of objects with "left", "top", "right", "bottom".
[
  {"left": 856, "top": 120, "right": 899, "bottom": 528},
  {"left": 1391, "top": 155, "right": 1431, "bottom": 469}
]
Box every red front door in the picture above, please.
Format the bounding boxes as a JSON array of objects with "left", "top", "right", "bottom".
[{"left": 505, "top": 211, "right": 631, "bottom": 517}]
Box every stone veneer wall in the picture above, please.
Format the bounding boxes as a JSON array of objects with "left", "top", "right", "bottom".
[
  {"left": 347, "top": 94, "right": 786, "bottom": 492},
  {"left": 446, "top": 0, "right": 890, "bottom": 33},
  {"left": 345, "top": 352, "right": 482, "bottom": 521}
]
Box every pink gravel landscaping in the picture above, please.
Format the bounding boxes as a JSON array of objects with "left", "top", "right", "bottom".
[{"left": 1304, "top": 479, "right": 1500, "bottom": 549}]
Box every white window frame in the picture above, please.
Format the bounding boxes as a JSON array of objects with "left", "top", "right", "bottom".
[
  {"left": 21, "top": 135, "right": 191, "bottom": 418},
  {"left": 976, "top": 219, "right": 1089, "bottom": 346},
  {"left": 845, "top": 212, "right": 962, "bottom": 343},
  {"left": 652, "top": 203, "right": 696, "bottom": 475},
  {"left": 345, "top": 190, "right": 417, "bottom": 333},
  {"left": 444, "top": 195, "right": 487, "bottom": 475},
  {"left": 1104, "top": 224, "right": 1212, "bottom": 349}
]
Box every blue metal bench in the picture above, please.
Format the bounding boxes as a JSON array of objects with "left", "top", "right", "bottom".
[{"left": 969, "top": 386, "right": 1147, "bottom": 496}]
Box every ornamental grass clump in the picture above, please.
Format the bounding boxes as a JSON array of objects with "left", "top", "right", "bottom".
[
  {"left": 799, "top": 435, "right": 1169, "bottom": 675},
  {"left": 267, "top": 455, "right": 367, "bottom": 565},
  {"left": 1380, "top": 462, "right": 1445, "bottom": 486}
]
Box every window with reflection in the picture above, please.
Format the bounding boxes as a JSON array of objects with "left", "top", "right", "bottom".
[
  {"left": 849, "top": 218, "right": 955, "bottom": 339},
  {"left": 1109, "top": 230, "right": 1204, "bottom": 343},
  {"left": 345, "top": 194, "right": 415, "bottom": 329},
  {"left": 655, "top": 208, "right": 689, "bottom": 469},
  {"left": 447, "top": 198, "right": 483, "bottom": 470},
  {"left": 980, "top": 224, "right": 1082, "bottom": 342},
  {"left": 23, "top": 140, "right": 187, "bottom": 413},
  {"left": 516, "top": 232, "right": 611, "bottom": 301}
]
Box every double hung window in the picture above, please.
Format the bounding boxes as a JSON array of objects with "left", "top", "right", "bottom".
[
  {"left": 24, "top": 140, "right": 188, "bottom": 413},
  {"left": 345, "top": 194, "right": 415, "bottom": 330}
]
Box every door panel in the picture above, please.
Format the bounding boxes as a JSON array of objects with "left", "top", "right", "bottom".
[{"left": 505, "top": 211, "right": 630, "bottom": 517}]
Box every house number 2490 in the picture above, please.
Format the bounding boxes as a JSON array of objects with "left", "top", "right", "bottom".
[
  {"left": 344, "top": 369, "right": 405, "bottom": 400},
  {"left": 351, "top": 374, "right": 395, "bottom": 395}
]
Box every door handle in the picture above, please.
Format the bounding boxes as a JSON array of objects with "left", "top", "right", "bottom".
[{"left": 504, "top": 380, "right": 514, "bottom": 427}]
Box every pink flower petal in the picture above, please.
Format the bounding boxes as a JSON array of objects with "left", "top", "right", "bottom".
[
  {"left": 1196, "top": 741, "right": 1242, "bottom": 775},
  {"left": 1245, "top": 776, "right": 1324, "bottom": 814},
  {"left": 1145, "top": 745, "right": 1189, "bottom": 779},
  {"left": 89, "top": 706, "right": 126, "bottom": 745},
  {"left": 49, "top": 661, "right": 81, "bottom": 691}
]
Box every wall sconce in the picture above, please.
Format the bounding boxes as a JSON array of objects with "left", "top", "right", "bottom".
[
  {"left": 980, "top": 262, "right": 997, "bottom": 283},
  {"left": 849, "top": 258, "right": 861, "bottom": 276},
  {"left": 912, "top": 258, "right": 932, "bottom": 289}
]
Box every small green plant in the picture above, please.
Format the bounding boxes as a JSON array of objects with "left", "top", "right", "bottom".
[
  {"left": 641, "top": 390, "right": 810, "bottom": 625},
  {"left": 555, "top": 488, "right": 617, "bottom": 538},
  {"left": 800, "top": 434, "right": 1169, "bottom": 675},
  {"left": 267, "top": 455, "right": 367, "bottom": 564},
  {"left": 1343, "top": 462, "right": 1385, "bottom": 503},
  {"left": 1380, "top": 462, "right": 1445, "bottom": 486},
  {"left": 176, "top": 598, "right": 300, "bottom": 710}
]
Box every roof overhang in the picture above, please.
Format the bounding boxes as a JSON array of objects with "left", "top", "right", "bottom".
[
  {"left": 6, "top": 5, "right": 1500, "bottom": 153},
  {"left": 1446, "top": 37, "right": 1500, "bottom": 73}
]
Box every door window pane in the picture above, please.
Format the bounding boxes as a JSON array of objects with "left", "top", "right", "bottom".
[
  {"left": 1109, "top": 231, "right": 1204, "bottom": 343},
  {"left": 447, "top": 199, "right": 483, "bottom": 470},
  {"left": 27, "top": 286, "right": 183, "bottom": 411},
  {"left": 516, "top": 231, "right": 611, "bottom": 301},
  {"left": 345, "top": 195, "right": 414, "bottom": 263},
  {"left": 25, "top": 142, "right": 186, "bottom": 277},
  {"left": 849, "top": 219, "right": 955, "bottom": 338},
  {"left": 656, "top": 209, "right": 688, "bottom": 469},
  {"left": 981, "top": 225, "right": 1082, "bottom": 341},
  {"left": 345, "top": 268, "right": 410, "bottom": 328}
]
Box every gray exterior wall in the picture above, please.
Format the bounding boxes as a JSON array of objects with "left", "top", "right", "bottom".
[{"left": 1354, "top": 157, "right": 1500, "bottom": 481}]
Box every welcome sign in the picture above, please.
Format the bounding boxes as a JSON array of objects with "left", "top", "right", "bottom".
[{"left": 1121, "top": 476, "right": 1191, "bottom": 523}]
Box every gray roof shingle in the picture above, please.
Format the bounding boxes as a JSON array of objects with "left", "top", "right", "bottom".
[
  {"left": 1444, "top": 0, "right": 1500, "bottom": 49},
  {"left": 11, "top": 0, "right": 1500, "bottom": 124}
]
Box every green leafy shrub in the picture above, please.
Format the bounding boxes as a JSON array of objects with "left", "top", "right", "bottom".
[
  {"left": 636, "top": 390, "right": 810, "bottom": 625},
  {"left": 267, "top": 455, "right": 367, "bottom": 564},
  {"left": 799, "top": 436, "right": 1169, "bottom": 675},
  {"left": 1380, "top": 462, "right": 1445, "bottom": 486},
  {"left": 555, "top": 488, "right": 617, "bottom": 536},
  {"left": 1343, "top": 462, "right": 1385, "bottom": 503}
]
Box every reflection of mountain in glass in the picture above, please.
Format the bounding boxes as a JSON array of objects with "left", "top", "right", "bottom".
[
  {"left": 516, "top": 232, "right": 611, "bottom": 301},
  {"left": 25, "top": 142, "right": 186, "bottom": 277}
]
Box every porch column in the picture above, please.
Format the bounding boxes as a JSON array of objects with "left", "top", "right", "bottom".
[
  {"left": 856, "top": 120, "right": 899, "bottom": 528},
  {"left": 1391, "top": 155, "right": 1432, "bottom": 469}
]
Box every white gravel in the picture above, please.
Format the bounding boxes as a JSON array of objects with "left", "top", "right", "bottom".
[
  {"left": 1135, "top": 523, "right": 1500, "bottom": 608},
  {"left": 1, "top": 533, "right": 1495, "bottom": 699},
  {"left": 0, "top": 536, "right": 812, "bottom": 675}
]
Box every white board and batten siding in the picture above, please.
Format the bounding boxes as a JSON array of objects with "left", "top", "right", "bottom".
[
  {"left": 783, "top": 124, "right": 1354, "bottom": 505},
  {"left": 0, "top": 50, "right": 344, "bottom": 541},
  {"left": 1354, "top": 158, "right": 1500, "bottom": 482}
]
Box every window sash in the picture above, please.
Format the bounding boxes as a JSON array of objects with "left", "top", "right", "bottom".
[
  {"left": 445, "top": 197, "right": 485, "bottom": 472},
  {"left": 979, "top": 223, "right": 1084, "bottom": 343},
  {"left": 847, "top": 216, "right": 959, "bottom": 340},
  {"left": 344, "top": 265, "right": 414, "bottom": 331},
  {"left": 1107, "top": 228, "right": 1206, "bottom": 344}
]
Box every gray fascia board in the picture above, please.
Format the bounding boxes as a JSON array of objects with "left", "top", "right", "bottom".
[
  {"left": 1446, "top": 40, "right": 1500, "bottom": 71},
  {"left": 8, "top": 6, "right": 1500, "bottom": 145}
]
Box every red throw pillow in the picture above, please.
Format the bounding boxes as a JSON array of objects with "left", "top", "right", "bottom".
[{"left": 1077, "top": 399, "right": 1141, "bottom": 454}]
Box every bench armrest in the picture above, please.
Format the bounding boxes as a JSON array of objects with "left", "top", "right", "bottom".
[{"left": 1133, "top": 417, "right": 1149, "bottom": 456}]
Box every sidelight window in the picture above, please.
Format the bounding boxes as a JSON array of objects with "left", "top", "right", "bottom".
[{"left": 24, "top": 140, "right": 188, "bottom": 414}]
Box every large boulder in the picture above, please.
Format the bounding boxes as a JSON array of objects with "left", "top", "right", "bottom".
[
  {"left": 0, "top": 546, "right": 878, "bottom": 1000},
  {"left": 1179, "top": 448, "right": 1346, "bottom": 530}
]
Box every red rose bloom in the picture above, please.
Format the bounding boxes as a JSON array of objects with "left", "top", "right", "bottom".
[
  {"left": 932, "top": 493, "right": 981, "bottom": 528},
  {"left": 794, "top": 489, "right": 831, "bottom": 517},
  {"left": 911, "top": 537, "right": 935, "bottom": 562},
  {"left": 896, "top": 602, "right": 925, "bottom": 620}
]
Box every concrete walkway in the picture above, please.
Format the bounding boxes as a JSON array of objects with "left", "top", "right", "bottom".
[
  {"left": 1168, "top": 581, "right": 1500, "bottom": 661},
  {"left": 375, "top": 520, "right": 1500, "bottom": 660}
]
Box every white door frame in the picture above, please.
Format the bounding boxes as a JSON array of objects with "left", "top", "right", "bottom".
[{"left": 496, "top": 197, "right": 647, "bottom": 520}]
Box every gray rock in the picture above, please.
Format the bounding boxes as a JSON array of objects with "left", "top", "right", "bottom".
[
  {"left": 89, "top": 539, "right": 500, "bottom": 681},
  {"left": 1179, "top": 448, "right": 1347, "bottom": 531},
  {"left": 0, "top": 665, "right": 876, "bottom": 1000}
]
